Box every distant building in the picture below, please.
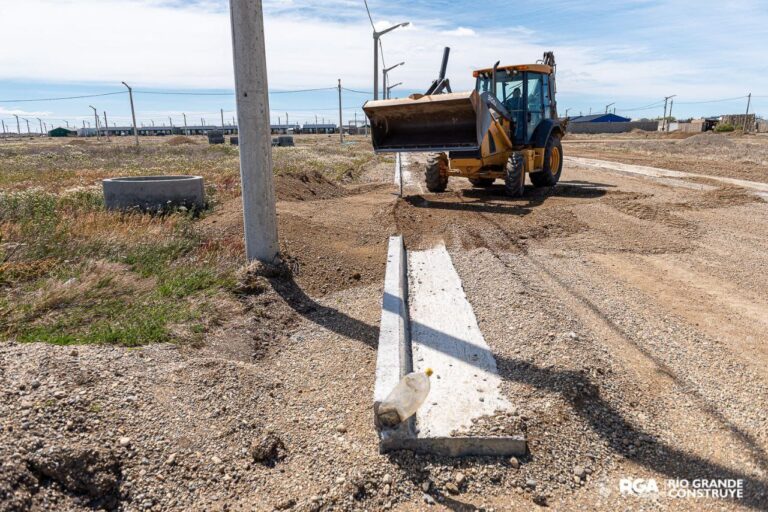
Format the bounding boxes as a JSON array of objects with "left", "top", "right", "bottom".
[
  {"left": 301, "top": 123, "right": 337, "bottom": 134},
  {"left": 270, "top": 124, "right": 300, "bottom": 134},
  {"left": 48, "top": 127, "right": 77, "bottom": 137},
  {"left": 569, "top": 113, "right": 631, "bottom": 123}
]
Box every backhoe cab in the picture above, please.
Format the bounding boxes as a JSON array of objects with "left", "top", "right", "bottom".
[{"left": 363, "top": 49, "right": 566, "bottom": 196}]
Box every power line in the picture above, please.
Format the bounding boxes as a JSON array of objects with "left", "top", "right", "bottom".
[
  {"left": 0, "top": 91, "right": 126, "bottom": 103},
  {"left": 676, "top": 95, "right": 748, "bottom": 105}
]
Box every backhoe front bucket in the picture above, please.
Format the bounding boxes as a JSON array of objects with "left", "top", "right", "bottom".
[{"left": 363, "top": 91, "right": 487, "bottom": 153}]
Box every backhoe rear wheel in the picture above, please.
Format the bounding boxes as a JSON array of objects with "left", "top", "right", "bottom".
[
  {"left": 425, "top": 152, "right": 449, "bottom": 192},
  {"left": 504, "top": 152, "right": 525, "bottom": 197},
  {"left": 469, "top": 177, "right": 495, "bottom": 187},
  {"left": 530, "top": 134, "right": 563, "bottom": 188}
]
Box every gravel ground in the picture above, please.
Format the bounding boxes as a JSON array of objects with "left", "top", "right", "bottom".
[{"left": 2, "top": 140, "right": 767, "bottom": 511}]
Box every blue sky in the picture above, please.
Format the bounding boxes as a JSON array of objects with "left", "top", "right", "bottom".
[{"left": 1, "top": 0, "right": 766, "bottom": 131}]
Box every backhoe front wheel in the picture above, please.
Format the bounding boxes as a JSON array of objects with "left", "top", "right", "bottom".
[
  {"left": 530, "top": 135, "right": 563, "bottom": 188},
  {"left": 504, "top": 152, "right": 525, "bottom": 197},
  {"left": 425, "top": 152, "right": 449, "bottom": 192}
]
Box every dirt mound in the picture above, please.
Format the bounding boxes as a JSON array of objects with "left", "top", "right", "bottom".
[
  {"left": 274, "top": 170, "right": 348, "bottom": 201},
  {"left": 166, "top": 135, "right": 197, "bottom": 146},
  {"left": 679, "top": 132, "right": 734, "bottom": 148}
]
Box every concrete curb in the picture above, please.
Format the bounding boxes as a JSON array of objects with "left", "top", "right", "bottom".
[{"left": 374, "top": 236, "right": 527, "bottom": 457}]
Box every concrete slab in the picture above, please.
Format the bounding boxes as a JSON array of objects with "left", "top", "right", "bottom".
[{"left": 408, "top": 244, "right": 511, "bottom": 437}]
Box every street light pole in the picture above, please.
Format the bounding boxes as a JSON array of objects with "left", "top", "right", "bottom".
[
  {"left": 382, "top": 61, "right": 404, "bottom": 100},
  {"left": 121, "top": 81, "right": 139, "bottom": 147},
  {"left": 605, "top": 103, "right": 615, "bottom": 114},
  {"left": 373, "top": 22, "right": 409, "bottom": 100},
  {"left": 386, "top": 82, "right": 402, "bottom": 99},
  {"left": 229, "top": 0, "right": 279, "bottom": 263}
]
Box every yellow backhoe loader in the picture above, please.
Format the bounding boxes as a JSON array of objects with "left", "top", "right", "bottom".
[{"left": 363, "top": 48, "right": 567, "bottom": 196}]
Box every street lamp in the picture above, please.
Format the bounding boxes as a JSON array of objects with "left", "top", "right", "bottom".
[
  {"left": 373, "top": 22, "right": 409, "bottom": 100},
  {"left": 386, "top": 82, "right": 403, "bottom": 99},
  {"left": 383, "top": 61, "right": 405, "bottom": 99},
  {"left": 605, "top": 102, "right": 615, "bottom": 114}
]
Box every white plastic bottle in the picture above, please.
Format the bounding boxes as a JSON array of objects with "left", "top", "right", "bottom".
[{"left": 377, "top": 368, "right": 433, "bottom": 427}]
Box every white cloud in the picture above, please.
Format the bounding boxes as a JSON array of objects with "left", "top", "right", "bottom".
[
  {"left": 0, "top": 107, "right": 52, "bottom": 117},
  {"left": 0, "top": 0, "right": 764, "bottom": 103}
]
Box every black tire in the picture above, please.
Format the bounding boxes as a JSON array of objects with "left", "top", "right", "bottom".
[
  {"left": 425, "top": 152, "right": 449, "bottom": 192},
  {"left": 469, "top": 177, "right": 495, "bottom": 187},
  {"left": 504, "top": 152, "right": 525, "bottom": 197},
  {"left": 530, "top": 135, "right": 563, "bottom": 188}
]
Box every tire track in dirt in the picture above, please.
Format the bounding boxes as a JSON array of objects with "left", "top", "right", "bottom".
[{"left": 437, "top": 183, "right": 768, "bottom": 510}]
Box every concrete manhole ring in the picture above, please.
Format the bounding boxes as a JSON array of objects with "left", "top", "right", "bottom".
[{"left": 102, "top": 175, "right": 205, "bottom": 211}]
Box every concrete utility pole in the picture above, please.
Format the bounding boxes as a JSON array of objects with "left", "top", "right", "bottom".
[
  {"left": 745, "top": 93, "right": 752, "bottom": 132},
  {"left": 221, "top": 108, "right": 225, "bottom": 129},
  {"left": 89, "top": 106, "right": 101, "bottom": 140},
  {"left": 662, "top": 95, "right": 676, "bottom": 132},
  {"left": 605, "top": 103, "right": 615, "bottom": 114},
  {"left": 667, "top": 99, "right": 675, "bottom": 133},
  {"left": 169, "top": 116, "right": 173, "bottom": 128},
  {"left": 121, "top": 82, "right": 140, "bottom": 147},
  {"left": 228, "top": 0, "right": 279, "bottom": 263},
  {"left": 103, "top": 111, "right": 110, "bottom": 140},
  {"left": 65, "top": 120, "right": 69, "bottom": 128},
  {"left": 382, "top": 61, "right": 404, "bottom": 99},
  {"left": 183, "top": 113, "right": 188, "bottom": 135},
  {"left": 24, "top": 119, "right": 31, "bottom": 134},
  {"left": 14, "top": 115, "right": 20, "bottom": 135},
  {"left": 37, "top": 118, "right": 43, "bottom": 135},
  {"left": 338, "top": 79, "right": 344, "bottom": 143},
  {"left": 372, "top": 22, "right": 409, "bottom": 100}
]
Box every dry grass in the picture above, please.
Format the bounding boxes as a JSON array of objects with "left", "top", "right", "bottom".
[{"left": 0, "top": 135, "right": 383, "bottom": 346}]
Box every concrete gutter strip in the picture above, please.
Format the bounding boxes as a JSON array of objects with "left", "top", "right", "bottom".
[
  {"left": 374, "top": 235, "right": 414, "bottom": 443},
  {"left": 374, "top": 237, "right": 526, "bottom": 457}
]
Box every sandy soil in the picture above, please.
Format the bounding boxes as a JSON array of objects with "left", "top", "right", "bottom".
[{"left": 2, "top": 136, "right": 767, "bottom": 511}]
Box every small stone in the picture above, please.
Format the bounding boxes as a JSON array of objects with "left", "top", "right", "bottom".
[
  {"left": 274, "top": 498, "right": 296, "bottom": 510},
  {"left": 423, "top": 493, "right": 435, "bottom": 505},
  {"left": 445, "top": 482, "right": 459, "bottom": 495},
  {"left": 336, "top": 425, "right": 347, "bottom": 434},
  {"left": 70, "top": 349, "right": 79, "bottom": 357},
  {"left": 30, "top": 381, "right": 40, "bottom": 389},
  {"left": 454, "top": 472, "right": 466, "bottom": 486},
  {"left": 568, "top": 332, "right": 579, "bottom": 340},
  {"left": 165, "top": 453, "right": 177, "bottom": 465},
  {"left": 211, "top": 456, "right": 222, "bottom": 464},
  {"left": 119, "top": 437, "right": 132, "bottom": 447},
  {"left": 335, "top": 476, "right": 346, "bottom": 485},
  {"left": 525, "top": 479, "right": 537, "bottom": 490},
  {"left": 573, "top": 466, "right": 586, "bottom": 480},
  {"left": 421, "top": 481, "right": 431, "bottom": 492},
  {"left": 509, "top": 456, "right": 520, "bottom": 469},
  {"left": 351, "top": 272, "right": 362, "bottom": 281},
  {"left": 381, "top": 473, "right": 392, "bottom": 484},
  {"left": 532, "top": 494, "right": 548, "bottom": 506}
]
